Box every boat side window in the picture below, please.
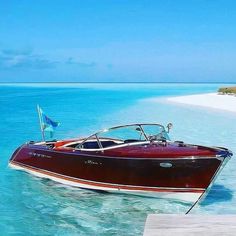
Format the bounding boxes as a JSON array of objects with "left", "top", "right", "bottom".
[
  {"left": 65, "top": 124, "right": 169, "bottom": 151},
  {"left": 142, "top": 125, "right": 170, "bottom": 141},
  {"left": 97, "top": 126, "right": 147, "bottom": 145},
  {"left": 78, "top": 125, "right": 147, "bottom": 150}
]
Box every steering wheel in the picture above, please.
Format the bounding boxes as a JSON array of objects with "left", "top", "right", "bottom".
[{"left": 148, "top": 134, "right": 166, "bottom": 142}]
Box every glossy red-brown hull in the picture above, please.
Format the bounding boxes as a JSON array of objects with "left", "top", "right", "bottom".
[{"left": 9, "top": 143, "right": 228, "bottom": 197}]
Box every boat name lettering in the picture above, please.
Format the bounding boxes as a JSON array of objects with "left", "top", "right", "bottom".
[
  {"left": 85, "top": 160, "right": 102, "bottom": 165},
  {"left": 29, "top": 152, "right": 52, "bottom": 158}
]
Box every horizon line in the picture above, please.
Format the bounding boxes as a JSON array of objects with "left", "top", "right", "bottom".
[{"left": 0, "top": 81, "right": 236, "bottom": 84}]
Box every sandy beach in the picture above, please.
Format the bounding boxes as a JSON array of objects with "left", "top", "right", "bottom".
[{"left": 166, "top": 93, "right": 236, "bottom": 113}]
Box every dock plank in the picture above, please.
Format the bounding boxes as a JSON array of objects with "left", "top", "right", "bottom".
[{"left": 143, "top": 214, "right": 236, "bottom": 236}]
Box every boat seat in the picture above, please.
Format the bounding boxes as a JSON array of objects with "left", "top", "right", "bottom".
[
  {"left": 124, "top": 139, "right": 140, "bottom": 143},
  {"left": 101, "top": 140, "right": 117, "bottom": 148},
  {"left": 82, "top": 141, "right": 100, "bottom": 149},
  {"left": 81, "top": 140, "right": 117, "bottom": 149}
]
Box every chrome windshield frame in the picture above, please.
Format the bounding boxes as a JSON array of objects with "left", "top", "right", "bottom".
[{"left": 77, "top": 123, "right": 167, "bottom": 150}]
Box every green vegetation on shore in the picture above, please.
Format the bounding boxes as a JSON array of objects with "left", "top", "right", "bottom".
[{"left": 218, "top": 86, "right": 236, "bottom": 94}]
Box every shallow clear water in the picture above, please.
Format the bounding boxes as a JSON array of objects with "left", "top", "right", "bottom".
[{"left": 1, "top": 83, "right": 236, "bottom": 235}]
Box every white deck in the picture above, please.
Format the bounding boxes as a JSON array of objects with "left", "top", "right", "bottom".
[{"left": 143, "top": 214, "right": 236, "bottom": 236}]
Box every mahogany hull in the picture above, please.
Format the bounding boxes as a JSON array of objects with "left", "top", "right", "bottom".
[{"left": 9, "top": 143, "right": 231, "bottom": 203}]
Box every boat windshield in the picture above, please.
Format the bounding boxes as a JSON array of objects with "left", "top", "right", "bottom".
[{"left": 78, "top": 124, "right": 170, "bottom": 150}]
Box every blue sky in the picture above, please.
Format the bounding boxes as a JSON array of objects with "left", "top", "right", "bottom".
[{"left": 0, "top": 0, "right": 236, "bottom": 82}]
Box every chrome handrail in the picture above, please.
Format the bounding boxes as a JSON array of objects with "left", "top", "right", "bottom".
[{"left": 78, "top": 123, "right": 167, "bottom": 150}]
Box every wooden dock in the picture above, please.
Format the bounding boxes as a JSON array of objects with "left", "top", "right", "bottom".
[{"left": 143, "top": 214, "right": 236, "bottom": 236}]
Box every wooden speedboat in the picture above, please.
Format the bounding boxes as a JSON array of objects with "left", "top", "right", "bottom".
[{"left": 9, "top": 123, "right": 232, "bottom": 203}]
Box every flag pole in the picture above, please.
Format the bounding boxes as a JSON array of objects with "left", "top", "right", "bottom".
[{"left": 37, "top": 105, "right": 45, "bottom": 142}]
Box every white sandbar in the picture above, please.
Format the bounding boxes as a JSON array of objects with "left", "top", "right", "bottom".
[{"left": 166, "top": 93, "right": 236, "bottom": 113}]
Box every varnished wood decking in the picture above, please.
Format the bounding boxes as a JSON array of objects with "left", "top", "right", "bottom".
[{"left": 143, "top": 214, "right": 236, "bottom": 236}]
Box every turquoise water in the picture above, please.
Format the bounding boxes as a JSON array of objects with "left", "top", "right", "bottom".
[{"left": 1, "top": 83, "right": 236, "bottom": 235}]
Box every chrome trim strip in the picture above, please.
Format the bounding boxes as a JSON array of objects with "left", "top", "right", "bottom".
[
  {"left": 191, "top": 154, "right": 231, "bottom": 205},
  {"left": 138, "top": 125, "right": 149, "bottom": 141},
  {"left": 95, "top": 134, "right": 103, "bottom": 149},
  {"left": 23, "top": 145, "right": 222, "bottom": 161}
]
